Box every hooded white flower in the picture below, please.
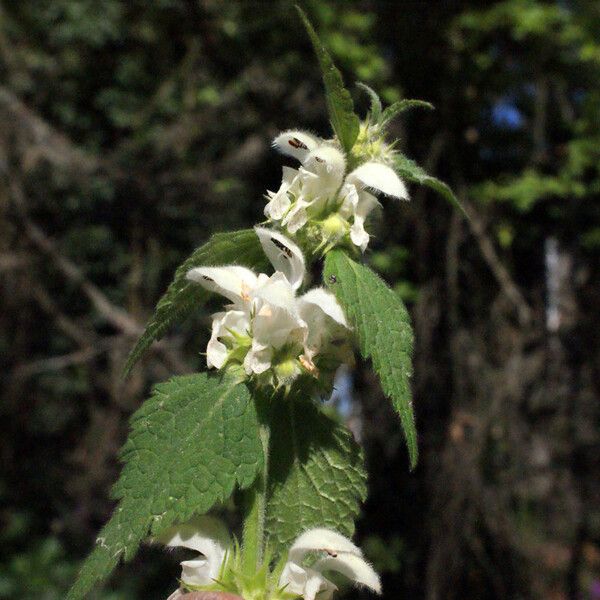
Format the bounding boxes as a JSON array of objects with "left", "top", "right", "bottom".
[
  {"left": 159, "top": 516, "right": 231, "bottom": 598},
  {"left": 279, "top": 528, "right": 381, "bottom": 600},
  {"left": 186, "top": 228, "right": 349, "bottom": 385},
  {"left": 267, "top": 139, "right": 347, "bottom": 235},
  {"left": 268, "top": 129, "right": 408, "bottom": 252}
]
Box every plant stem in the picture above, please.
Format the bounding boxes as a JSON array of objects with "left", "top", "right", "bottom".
[{"left": 241, "top": 412, "right": 270, "bottom": 574}]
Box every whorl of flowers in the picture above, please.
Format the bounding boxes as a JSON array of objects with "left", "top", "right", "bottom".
[
  {"left": 265, "top": 128, "right": 408, "bottom": 254},
  {"left": 187, "top": 228, "right": 352, "bottom": 391},
  {"left": 160, "top": 518, "right": 381, "bottom": 600}
]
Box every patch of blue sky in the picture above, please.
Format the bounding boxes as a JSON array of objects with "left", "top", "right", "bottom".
[{"left": 491, "top": 98, "right": 525, "bottom": 130}]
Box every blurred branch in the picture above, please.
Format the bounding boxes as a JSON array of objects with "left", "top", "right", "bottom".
[
  {"left": 11, "top": 343, "right": 110, "bottom": 380},
  {"left": 460, "top": 191, "right": 534, "bottom": 326},
  {"left": 0, "top": 87, "right": 102, "bottom": 177},
  {"left": 6, "top": 174, "right": 189, "bottom": 375}
]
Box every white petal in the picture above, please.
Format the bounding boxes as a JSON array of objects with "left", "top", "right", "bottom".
[
  {"left": 282, "top": 200, "right": 309, "bottom": 234},
  {"left": 344, "top": 190, "right": 379, "bottom": 252},
  {"left": 243, "top": 344, "right": 272, "bottom": 375},
  {"left": 253, "top": 272, "right": 297, "bottom": 313},
  {"left": 303, "top": 146, "right": 346, "bottom": 181},
  {"left": 279, "top": 563, "right": 335, "bottom": 600},
  {"left": 356, "top": 190, "right": 381, "bottom": 219},
  {"left": 314, "top": 553, "right": 381, "bottom": 594},
  {"left": 181, "top": 557, "right": 213, "bottom": 587},
  {"left": 346, "top": 162, "right": 408, "bottom": 201},
  {"left": 255, "top": 227, "right": 305, "bottom": 290},
  {"left": 350, "top": 216, "right": 370, "bottom": 252},
  {"left": 160, "top": 516, "right": 230, "bottom": 585},
  {"left": 186, "top": 266, "right": 258, "bottom": 304},
  {"left": 304, "top": 571, "right": 336, "bottom": 600},
  {"left": 252, "top": 287, "right": 307, "bottom": 350},
  {"left": 338, "top": 183, "right": 359, "bottom": 218},
  {"left": 206, "top": 313, "right": 229, "bottom": 369},
  {"left": 273, "top": 130, "right": 321, "bottom": 162},
  {"left": 298, "top": 288, "right": 348, "bottom": 329},
  {"left": 265, "top": 166, "right": 298, "bottom": 221},
  {"left": 288, "top": 528, "right": 364, "bottom": 564},
  {"left": 206, "top": 310, "right": 249, "bottom": 369}
]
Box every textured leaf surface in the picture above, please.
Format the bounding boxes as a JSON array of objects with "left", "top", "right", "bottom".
[
  {"left": 296, "top": 6, "right": 360, "bottom": 154},
  {"left": 380, "top": 98, "right": 434, "bottom": 125},
  {"left": 323, "top": 250, "right": 417, "bottom": 469},
  {"left": 394, "top": 153, "right": 467, "bottom": 217},
  {"left": 266, "top": 395, "right": 367, "bottom": 554},
  {"left": 124, "top": 229, "right": 269, "bottom": 375},
  {"left": 68, "top": 374, "right": 263, "bottom": 600}
]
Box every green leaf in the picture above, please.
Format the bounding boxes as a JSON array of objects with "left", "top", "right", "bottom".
[
  {"left": 124, "top": 229, "right": 269, "bottom": 376},
  {"left": 296, "top": 5, "right": 360, "bottom": 154},
  {"left": 380, "top": 98, "right": 434, "bottom": 126},
  {"left": 356, "top": 82, "right": 382, "bottom": 122},
  {"left": 394, "top": 153, "right": 467, "bottom": 217},
  {"left": 68, "top": 373, "right": 264, "bottom": 600},
  {"left": 323, "top": 250, "right": 418, "bottom": 469},
  {"left": 266, "top": 394, "right": 367, "bottom": 554}
]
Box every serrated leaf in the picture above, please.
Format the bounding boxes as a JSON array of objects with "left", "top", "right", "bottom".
[
  {"left": 380, "top": 98, "right": 434, "bottom": 126},
  {"left": 296, "top": 6, "right": 360, "bottom": 153},
  {"left": 394, "top": 153, "right": 467, "bottom": 217},
  {"left": 68, "top": 373, "right": 263, "bottom": 600},
  {"left": 266, "top": 395, "right": 367, "bottom": 554},
  {"left": 356, "top": 82, "right": 382, "bottom": 122},
  {"left": 323, "top": 250, "right": 417, "bottom": 469},
  {"left": 124, "top": 229, "right": 269, "bottom": 376}
]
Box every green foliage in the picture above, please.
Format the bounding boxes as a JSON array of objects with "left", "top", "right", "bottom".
[
  {"left": 394, "top": 153, "right": 467, "bottom": 217},
  {"left": 380, "top": 99, "right": 434, "bottom": 127},
  {"left": 265, "top": 393, "right": 367, "bottom": 554},
  {"left": 68, "top": 373, "right": 264, "bottom": 600},
  {"left": 296, "top": 6, "right": 360, "bottom": 154},
  {"left": 124, "top": 229, "right": 269, "bottom": 376},
  {"left": 323, "top": 250, "right": 417, "bottom": 469}
]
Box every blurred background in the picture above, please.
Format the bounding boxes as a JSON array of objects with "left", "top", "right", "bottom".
[{"left": 1, "top": 0, "right": 599, "bottom": 598}]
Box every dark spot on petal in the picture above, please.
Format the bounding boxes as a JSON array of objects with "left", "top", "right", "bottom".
[
  {"left": 364, "top": 185, "right": 402, "bottom": 202},
  {"left": 202, "top": 276, "right": 214, "bottom": 282},
  {"left": 271, "top": 237, "right": 293, "bottom": 257},
  {"left": 288, "top": 137, "right": 308, "bottom": 149}
]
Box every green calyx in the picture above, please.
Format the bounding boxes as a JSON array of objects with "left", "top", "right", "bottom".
[
  {"left": 183, "top": 543, "right": 296, "bottom": 600},
  {"left": 348, "top": 120, "right": 396, "bottom": 170}
]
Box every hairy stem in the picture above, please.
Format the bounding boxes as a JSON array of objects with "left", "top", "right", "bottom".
[{"left": 241, "top": 406, "right": 270, "bottom": 574}]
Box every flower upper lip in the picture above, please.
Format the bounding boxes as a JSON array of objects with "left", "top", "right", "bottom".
[{"left": 279, "top": 528, "right": 381, "bottom": 600}]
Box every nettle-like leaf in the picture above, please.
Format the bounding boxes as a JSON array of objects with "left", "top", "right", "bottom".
[
  {"left": 380, "top": 98, "right": 434, "bottom": 126},
  {"left": 296, "top": 6, "right": 360, "bottom": 154},
  {"left": 266, "top": 394, "right": 367, "bottom": 554},
  {"left": 124, "top": 229, "right": 269, "bottom": 376},
  {"left": 323, "top": 250, "right": 418, "bottom": 469},
  {"left": 394, "top": 153, "right": 467, "bottom": 217},
  {"left": 68, "top": 373, "right": 264, "bottom": 600}
]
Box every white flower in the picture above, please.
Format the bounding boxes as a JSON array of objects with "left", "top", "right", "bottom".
[
  {"left": 279, "top": 528, "right": 381, "bottom": 600},
  {"left": 268, "top": 129, "right": 408, "bottom": 252},
  {"left": 266, "top": 141, "right": 346, "bottom": 235},
  {"left": 159, "top": 516, "right": 231, "bottom": 597},
  {"left": 186, "top": 228, "right": 349, "bottom": 384}
]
